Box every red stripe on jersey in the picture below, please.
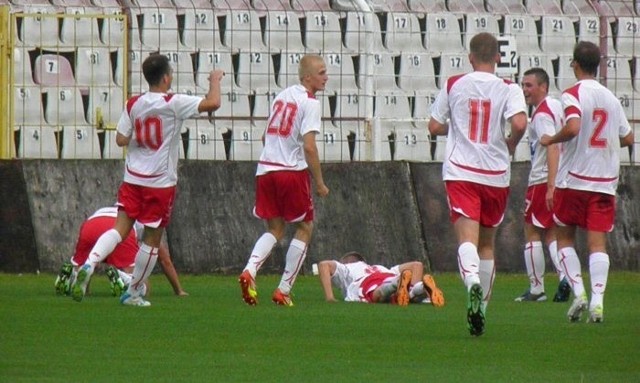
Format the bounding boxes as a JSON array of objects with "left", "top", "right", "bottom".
[
  {"left": 164, "top": 94, "right": 175, "bottom": 102},
  {"left": 451, "top": 160, "right": 507, "bottom": 175},
  {"left": 257, "top": 160, "right": 297, "bottom": 168},
  {"left": 563, "top": 83, "right": 581, "bottom": 100},
  {"left": 306, "top": 91, "right": 316, "bottom": 99},
  {"left": 532, "top": 99, "right": 556, "bottom": 124},
  {"left": 447, "top": 74, "right": 466, "bottom": 93},
  {"left": 564, "top": 105, "right": 581, "bottom": 118},
  {"left": 568, "top": 171, "right": 617, "bottom": 183},
  {"left": 126, "top": 165, "right": 163, "bottom": 179},
  {"left": 126, "top": 95, "right": 142, "bottom": 114},
  {"left": 502, "top": 78, "right": 514, "bottom": 84}
]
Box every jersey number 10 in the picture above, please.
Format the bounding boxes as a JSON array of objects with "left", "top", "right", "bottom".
[{"left": 134, "top": 116, "right": 163, "bottom": 150}]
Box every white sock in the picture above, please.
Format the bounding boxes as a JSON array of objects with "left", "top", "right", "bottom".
[
  {"left": 589, "top": 252, "right": 609, "bottom": 309},
  {"left": 524, "top": 241, "right": 545, "bottom": 294},
  {"left": 378, "top": 277, "right": 399, "bottom": 302},
  {"left": 558, "top": 247, "right": 585, "bottom": 298},
  {"left": 548, "top": 240, "right": 565, "bottom": 281},
  {"left": 409, "top": 282, "right": 425, "bottom": 299},
  {"left": 117, "top": 269, "right": 132, "bottom": 286},
  {"left": 277, "top": 238, "right": 307, "bottom": 294},
  {"left": 245, "top": 232, "right": 277, "bottom": 277},
  {"left": 458, "top": 242, "right": 480, "bottom": 289},
  {"left": 479, "top": 259, "right": 495, "bottom": 305},
  {"left": 127, "top": 243, "right": 159, "bottom": 298},
  {"left": 85, "top": 229, "right": 122, "bottom": 273}
]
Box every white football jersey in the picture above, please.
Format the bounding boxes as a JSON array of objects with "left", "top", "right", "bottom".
[
  {"left": 559, "top": 80, "right": 631, "bottom": 195},
  {"left": 431, "top": 72, "right": 527, "bottom": 187},
  {"left": 117, "top": 92, "right": 202, "bottom": 187},
  {"left": 256, "top": 85, "right": 321, "bottom": 176},
  {"left": 330, "top": 261, "right": 398, "bottom": 302},
  {"left": 528, "top": 96, "right": 563, "bottom": 186}
]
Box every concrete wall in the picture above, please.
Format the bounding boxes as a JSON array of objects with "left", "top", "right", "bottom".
[{"left": 1, "top": 160, "right": 638, "bottom": 274}]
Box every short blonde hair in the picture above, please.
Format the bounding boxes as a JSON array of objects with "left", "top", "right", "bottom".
[{"left": 298, "top": 54, "right": 325, "bottom": 82}]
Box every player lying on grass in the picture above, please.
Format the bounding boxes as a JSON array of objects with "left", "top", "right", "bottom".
[
  {"left": 54, "top": 206, "right": 188, "bottom": 298},
  {"left": 318, "top": 251, "right": 445, "bottom": 306}
]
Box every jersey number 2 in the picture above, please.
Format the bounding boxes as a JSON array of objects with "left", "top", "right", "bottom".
[
  {"left": 468, "top": 99, "right": 491, "bottom": 144},
  {"left": 134, "top": 116, "right": 163, "bottom": 150},
  {"left": 266, "top": 100, "right": 298, "bottom": 137},
  {"left": 590, "top": 109, "right": 608, "bottom": 148}
]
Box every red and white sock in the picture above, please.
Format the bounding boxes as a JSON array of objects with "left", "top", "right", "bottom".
[
  {"left": 277, "top": 239, "right": 307, "bottom": 295},
  {"left": 458, "top": 242, "right": 480, "bottom": 289},
  {"left": 479, "top": 259, "right": 495, "bottom": 307},
  {"left": 245, "top": 233, "right": 277, "bottom": 278},
  {"left": 86, "top": 229, "right": 122, "bottom": 273},
  {"left": 589, "top": 252, "right": 609, "bottom": 309},
  {"left": 127, "top": 243, "right": 158, "bottom": 298},
  {"left": 558, "top": 247, "right": 585, "bottom": 298},
  {"left": 524, "top": 241, "right": 545, "bottom": 294},
  {"left": 548, "top": 240, "right": 565, "bottom": 281}
]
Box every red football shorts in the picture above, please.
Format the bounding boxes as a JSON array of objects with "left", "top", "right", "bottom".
[
  {"left": 254, "top": 170, "right": 314, "bottom": 222},
  {"left": 524, "top": 183, "right": 554, "bottom": 229},
  {"left": 553, "top": 188, "right": 615, "bottom": 232},
  {"left": 117, "top": 182, "right": 176, "bottom": 228},
  {"left": 445, "top": 180, "right": 509, "bottom": 227},
  {"left": 359, "top": 272, "right": 397, "bottom": 303},
  {"left": 71, "top": 216, "right": 138, "bottom": 269}
]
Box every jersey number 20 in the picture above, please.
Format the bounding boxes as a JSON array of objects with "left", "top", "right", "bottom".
[{"left": 267, "top": 101, "right": 298, "bottom": 137}]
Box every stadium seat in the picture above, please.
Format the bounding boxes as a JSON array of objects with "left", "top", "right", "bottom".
[
  {"left": 263, "top": 10, "right": 305, "bottom": 53},
  {"left": 343, "top": 11, "right": 386, "bottom": 53},
  {"left": 120, "top": 49, "right": 155, "bottom": 93},
  {"left": 391, "top": 125, "right": 430, "bottom": 162},
  {"left": 373, "top": 92, "right": 412, "bottom": 120},
  {"left": 604, "top": 55, "right": 634, "bottom": 94},
  {"left": 525, "top": 0, "right": 563, "bottom": 15},
  {"left": 102, "top": 129, "right": 124, "bottom": 159},
  {"left": 177, "top": 0, "right": 227, "bottom": 52},
  {"left": 562, "top": 0, "right": 597, "bottom": 16},
  {"left": 317, "top": 121, "right": 351, "bottom": 162},
  {"left": 302, "top": 11, "right": 344, "bottom": 52},
  {"left": 220, "top": 8, "right": 267, "bottom": 52},
  {"left": 448, "top": 0, "right": 486, "bottom": 13},
  {"left": 225, "top": 120, "right": 264, "bottom": 161},
  {"left": 59, "top": 6, "right": 103, "bottom": 48},
  {"left": 519, "top": 54, "right": 557, "bottom": 93},
  {"left": 98, "top": 6, "right": 126, "bottom": 48},
  {"left": 276, "top": 51, "right": 304, "bottom": 88},
  {"left": 251, "top": 0, "right": 296, "bottom": 12},
  {"left": 504, "top": 14, "right": 542, "bottom": 54},
  {"left": 138, "top": 6, "right": 184, "bottom": 52},
  {"left": 406, "top": 0, "right": 447, "bottom": 13},
  {"left": 196, "top": 50, "right": 237, "bottom": 91},
  {"left": 463, "top": 14, "right": 500, "bottom": 51},
  {"left": 615, "top": 17, "right": 640, "bottom": 56},
  {"left": 252, "top": 89, "right": 280, "bottom": 120},
  {"left": 332, "top": 120, "right": 368, "bottom": 160},
  {"left": 492, "top": 0, "right": 527, "bottom": 13},
  {"left": 360, "top": 52, "right": 400, "bottom": 92},
  {"left": 18, "top": 126, "right": 59, "bottom": 158},
  {"left": 164, "top": 51, "right": 199, "bottom": 95},
  {"left": 75, "top": 47, "right": 115, "bottom": 89},
  {"left": 555, "top": 54, "right": 576, "bottom": 92},
  {"left": 185, "top": 119, "right": 228, "bottom": 160},
  {"left": 213, "top": 89, "right": 252, "bottom": 119},
  {"left": 60, "top": 125, "right": 102, "bottom": 159},
  {"left": 540, "top": 16, "right": 577, "bottom": 54},
  {"left": 17, "top": 5, "right": 61, "bottom": 48},
  {"left": 290, "top": 0, "right": 332, "bottom": 11},
  {"left": 425, "top": 13, "right": 465, "bottom": 54},
  {"left": 596, "top": 0, "right": 635, "bottom": 17},
  {"left": 43, "top": 87, "right": 88, "bottom": 126},
  {"left": 86, "top": 86, "right": 124, "bottom": 126},
  {"left": 398, "top": 52, "right": 437, "bottom": 93},
  {"left": 14, "top": 47, "right": 35, "bottom": 86},
  {"left": 432, "top": 134, "right": 447, "bottom": 161},
  {"left": 412, "top": 91, "right": 436, "bottom": 120},
  {"left": 334, "top": 90, "right": 368, "bottom": 120},
  {"left": 14, "top": 86, "right": 46, "bottom": 129},
  {"left": 236, "top": 51, "right": 281, "bottom": 92},
  {"left": 33, "top": 54, "right": 75, "bottom": 87},
  {"left": 364, "top": 0, "right": 409, "bottom": 12},
  {"left": 437, "top": 53, "right": 472, "bottom": 88},
  {"left": 324, "top": 52, "right": 359, "bottom": 91},
  {"left": 576, "top": 16, "right": 615, "bottom": 54},
  {"left": 383, "top": 12, "right": 426, "bottom": 53}
]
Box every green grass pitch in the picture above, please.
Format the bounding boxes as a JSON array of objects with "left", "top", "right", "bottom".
[{"left": 1, "top": 272, "right": 639, "bottom": 382}]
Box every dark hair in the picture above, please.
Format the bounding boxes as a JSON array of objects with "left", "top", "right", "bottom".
[
  {"left": 142, "top": 54, "right": 172, "bottom": 86},
  {"left": 340, "top": 251, "right": 365, "bottom": 264},
  {"left": 573, "top": 41, "right": 600, "bottom": 76},
  {"left": 469, "top": 32, "right": 498, "bottom": 64},
  {"left": 523, "top": 67, "right": 550, "bottom": 88}
]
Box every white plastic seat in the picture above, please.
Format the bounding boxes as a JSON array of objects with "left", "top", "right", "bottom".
[
  {"left": 615, "top": 17, "right": 640, "bottom": 56},
  {"left": 252, "top": 89, "right": 280, "bottom": 120},
  {"left": 196, "top": 50, "right": 237, "bottom": 91},
  {"left": 333, "top": 120, "right": 367, "bottom": 160},
  {"left": 360, "top": 52, "right": 399, "bottom": 92},
  {"left": 164, "top": 51, "right": 198, "bottom": 95},
  {"left": 504, "top": 14, "right": 542, "bottom": 54},
  {"left": 221, "top": 8, "right": 267, "bottom": 52},
  {"left": 577, "top": 16, "right": 614, "bottom": 54},
  {"left": 276, "top": 51, "right": 304, "bottom": 88},
  {"left": 384, "top": 12, "right": 426, "bottom": 53},
  {"left": 43, "top": 87, "right": 88, "bottom": 127},
  {"left": 290, "top": 0, "right": 332, "bottom": 11},
  {"left": 556, "top": 54, "right": 576, "bottom": 92},
  {"left": 519, "top": 54, "right": 557, "bottom": 93},
  {"left": 59, "top": 6, "right": 103, "bottom": 48},
  {"left": 186, "top": 119, "right": 228, "bottom": 160},
  {"left": 213, "top": 89, "right": 252, "bottom": 119},
  {"left": 463, "top": 14, "right": 500, "bottom": 51},
  {"left": 236, "top": 51, "right": 281, "bottom": 92},
  {"left": 438, "top": 53, "right": 472, "bottom": 88},
  {"left": 373, "top": 92, "right": 412, "bottom": 120},
  {"left": 343, "top": 11, "right": 386, "bottom": 53},
  {"left": 100, "top": 7, "right": 126, "bottom": 47},
  {"left": 121, "top": 49, "right": 155, "bottom": 93},
  {"left": 425, "top": 13, "right": 464, "bottom": 54},
  {"left": 14, "top": 47, "right": 35, "bottom": 86},
  {"left": 324, "top": 52, "right": 359, "bottom": 92},
  {"left": 617, "top": 90, "right": 640, "bottom": 121},
  {"left": 225, "top": 121, "right": 264, "bottom": 161},
  {"left": 526, "top": 0, "right": 563, "bottom": 15},
  {"left": 412, "top": 91, "right": 437, "bottom": 120},
  {"left": 263, "top": 10, "right": 305, "bottom": 53},
  {"left": 14, "top": 86, "right": 46, "bottom": 128},
  {"left": 18, "top": 126, "right": 59, "bottom": 158},
  {"left": 18, "top": 6, "right": 61, "bottom": 48},
  {"left": 540, "top": 16, "right": 577, "bottom": 54},
  {"left": 179, "top": 3, "right": 226, "bottom": 52},
  {"left": 303, "top": 11, "right": 344, "bottom": 52},
  {"left": 562, "top": 0, "right": 597, "bottom": 16},
  {"left": 102, "top": 129, "right": 124, "bottom": 159},
  {"left": 390, "top": 125, "right": 430, "bottom": 162},
  {"left": 87, "top": 86, "right": 124, "bottom": 126},
  {"left": 34, "top": 54, "right": 75, "bottom": 87},
  {"left": 335, "top": 91, "right": 368, "bottom": 120},
  {"left": 76, "top": 47, "right": 115, "bottom": 88},
  {"left": 398, "top": 52, "right": 437, "bottom": 93},
  {"left": 316, "top": 121, "right": 351, "bottom": 162},
  {"left": 604, "top": 55, "right": 634, "bottom": 94},
  {"left": 138, "top": 7, "right": 184, "bottom": 51},
  {"left": 448, "top": 0, "right": 486, "bottom": 13},
  {"left": 406, "top": 0, "right": 447, "bottom": 13},
  {"left": 60, "top": 125, "right": 101, "bottom": 159}
]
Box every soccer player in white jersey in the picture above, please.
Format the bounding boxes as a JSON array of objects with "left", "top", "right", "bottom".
[
  {"left": 239, "top": 54, "right": 330, "bottom": 307},
  {"left": 540, "top": 41, "right": 634, "bottom": 323},
  {"left": 71, "top": 54, "right": 224, "bottom": 306},
  {"left": 428, "top": 32, "right": 528, "bottom": 336},
  {"left": 515, "top": 68, "right": 570, "bottom": 303},
  {"left": 318, "top": 252, "right": 445, "bottom": 307}
]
